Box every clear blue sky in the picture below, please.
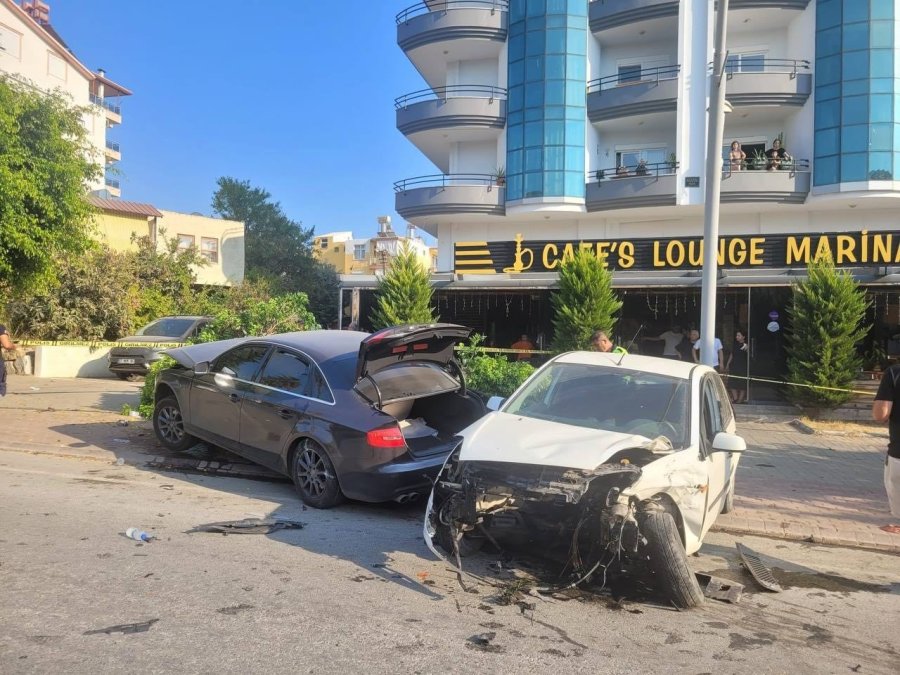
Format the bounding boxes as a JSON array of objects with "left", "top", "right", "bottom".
[{"left": 50, "top": 1, "right": 437, "bottom": 239}]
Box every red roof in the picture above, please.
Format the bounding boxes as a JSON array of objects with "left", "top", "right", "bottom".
[{"left": 87, "top": 194, "right": 162, "bottom": 218}]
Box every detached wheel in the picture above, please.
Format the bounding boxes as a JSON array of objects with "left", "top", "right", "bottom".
[
  {"left": 152, "top": 396, "right": 195, "bottom": 452},
  {"left": 436, "top": 523, "right": 485, "bottom": 558},
  {"left": 721, "top": 478, "right": 736, "bottom": 514},
  {"left": 642, "top": 511, "right": 704, "bottom": 609},
  {"left": 291, "top": 439, "right": 344, "bottom": 509}
]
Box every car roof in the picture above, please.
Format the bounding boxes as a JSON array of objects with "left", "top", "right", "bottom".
[
  {"left": 148, "top": 315, "right": 210, "bottom": 321},
  {"left": 264, "top": 330, "right": 367, "bottom": 362},
  {"left": 553, "top": 351, "right": 711, "bottom": 380}
]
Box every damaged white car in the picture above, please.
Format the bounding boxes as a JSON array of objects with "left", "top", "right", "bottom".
[{"left": 424, "top": 352, "right": 745, "bottom": 608}]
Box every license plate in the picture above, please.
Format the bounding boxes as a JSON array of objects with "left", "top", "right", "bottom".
[{"left": 118, "top": 358, "right": 136, "bottom": 364}]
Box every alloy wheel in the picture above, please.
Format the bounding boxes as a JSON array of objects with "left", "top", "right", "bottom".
[
  {"left": 157, "top": 405, "right": 185, "bottom": 444},
  {"left": 296, "top": 443, "right": 328, "bottom": 496}
]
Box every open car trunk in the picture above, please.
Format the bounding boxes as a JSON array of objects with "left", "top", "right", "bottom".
[{"left": 382, "top": 390, "right": 487, "bottom": 460}]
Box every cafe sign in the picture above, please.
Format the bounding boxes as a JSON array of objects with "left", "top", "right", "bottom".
[{"left": 454, "top": 231, "right": 900, "bottom": 274}]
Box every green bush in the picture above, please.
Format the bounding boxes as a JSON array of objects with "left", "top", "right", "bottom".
[
  {"left": 551, "top": 248, "right": 622, "bottom": 352},
  {"left": 457, "top": 335, "right": 535, "bottom": 398},
  {"left": 197, "top": 292, "right": 319, "bottom": 342},
  {"left": 138, "top": 355, "right": 175, "bottom": 418}
]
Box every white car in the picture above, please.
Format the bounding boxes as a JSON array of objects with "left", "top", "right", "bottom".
[{"left": 424, "top": 351, "right": 746, "bottom": 608}]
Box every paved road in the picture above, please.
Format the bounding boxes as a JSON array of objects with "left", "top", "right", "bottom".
[{"left": 0, "top": 451, "right": 897, "bottom": 674}]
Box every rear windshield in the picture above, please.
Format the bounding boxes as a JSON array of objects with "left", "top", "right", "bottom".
[
  {"left": 355, "top": 362, "right": 460, "bottom": 406},
  {"left": 137, "top": 318, "right": 196, "bottom": 338}
]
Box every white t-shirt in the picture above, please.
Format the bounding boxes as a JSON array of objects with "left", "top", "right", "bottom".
[
  {"left": 658, "top": 330, "right": 683, "bottom": 356},
  {"left": 693, "top": 337, "right": 724, "bottom": 367}
]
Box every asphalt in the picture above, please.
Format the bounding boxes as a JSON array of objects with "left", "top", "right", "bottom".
[{"left": 2, "top": 374, "right": 898, "bottom": 553}]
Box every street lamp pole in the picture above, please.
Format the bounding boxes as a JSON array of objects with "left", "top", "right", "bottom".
[{"left": 699, "top": 0, "right": 730, "bottom": 368}]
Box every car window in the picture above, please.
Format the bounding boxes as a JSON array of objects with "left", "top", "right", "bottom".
[
  {"left": 213, "top": 345, "right": 269, "bottom": 381},
  {"left": 137, "top": 317, "right": 196, "bottom": 338},
  {"left": 701, "top": 379, "right": 723, "bottom": 448},
  {"left": 713, "top": 375, "right": 734, "bottom": 429},
  {"left": 258, "top": 349, "right": 310, "bottom": 395},
  {"left": 306, "top": 365, "right": 334, "bottom": 403}
]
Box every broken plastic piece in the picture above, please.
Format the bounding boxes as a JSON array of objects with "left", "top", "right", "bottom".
[
  {"left": 187, "top": 518, "right": 304, "bottom": 535},
  {"left": 695, "top": 573, "right": 743, "bottom": 603},
  {"left": 736, "top": 543, "right": 783, "bottom": 592}
]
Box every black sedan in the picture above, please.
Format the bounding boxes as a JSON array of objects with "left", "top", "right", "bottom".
[{"left": 151, "top": 325, "right": 486, "bottom": 508}]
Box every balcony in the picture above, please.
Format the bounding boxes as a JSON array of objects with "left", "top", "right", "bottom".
[
  {"left": 394, "top": 174, "right": 505, "bottom": 220},
  {"left": 105, "top": 177, "right": 121, "bottom": 198},
  {"left": 585, "top": 161, "right": 678, "bottom": 211},
  {"left": 90, "top": 94, "right": 122, "bottom": 124},
  {"left": 397, "top": 1, "right": 508, "bottom": 88},
  {"left": 730, "top": 0, "right": 811, "bottom": 9},
  {"left": 720, "top": 159, "right": 810, "bottom": 204},
  {"left": 725, "top": 59, "right": 812, "bottom": 108},
  {"left": 587, "top": 66, "right": 679, "bottom": 123},
  {"left": 104, "top": 140, "right": 121, "bottom": 162},
  {"left": 589, "top": 0, "right": 679, "bottom": 34}
]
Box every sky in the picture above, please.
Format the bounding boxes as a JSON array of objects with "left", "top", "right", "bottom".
[{"left": 49, "top": 0, "right": 438, "bottom": 240}]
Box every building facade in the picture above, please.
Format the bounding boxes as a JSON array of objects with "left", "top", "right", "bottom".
[
  {"left": 314, "top": 217, "right": 437, "bottom": 275},
  {"left": 391, "top": 0, "right": 900, "bottom": 396},
  {"left": 0, "top": 0, "right": 129, "bottom": 197}
]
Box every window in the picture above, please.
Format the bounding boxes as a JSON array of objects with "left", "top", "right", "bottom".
[
  {"left": 307, "top": 366, "right": 334, "bottom": 403},
  {"left": 615, "top": 147, "right": 667, "bottom": 173},
  {"left": 213, "top": 345, "right": 269, "bottom": 381},
  {"left": 617, "top": 64, "right": 642, "bottom": 84},
  {"left": 47, "top": 51, "right": 66, "bottom": 80},
  {"left": 177, "top": 234, "right": 195, "bottom": 251},
  {"left": 320, "top": 240, "right": 328, "bottom": 249},
  {"left": 258, "top": 350, "right": 310, "bottom": 395},
  {"left": 725, "top": 52, "right": 766, "bottom": 73},
  {"left": 353, "top": 244, "right": 366, "bottom": 261},
  {"left": 0, "top": 23, "right": 22, "bottom": 59},
  {"left": 201, "top": 237, "right": 219, "bottom": 263}
]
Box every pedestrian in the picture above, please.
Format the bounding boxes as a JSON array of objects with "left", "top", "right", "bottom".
[
  {"left": 871, "top": 366, "right": 900, "bottom": 534},
  {"left": 676, "top": 327, "right": 694, "bottom": 361},
  {"left": 0, "top": 323, "right": 16, "bottom": 397},
  {"left": 725, "top": 329, "right": 749, "bottom": 403},
  {"left": 690, "top": 329, "right": 724, "bottom": 373},
  {"left": 647, "top": 324, "right": 684, "bottom": 359},
  {"left": 591, "top": 330, "right": 627, "bottom": 355},
  {"left": 510, "top": 334, "right": 535, "bottom": 361}
]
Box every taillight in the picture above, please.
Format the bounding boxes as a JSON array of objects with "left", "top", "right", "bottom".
[{"left": 367, "top": 426, "right": 406, "bottom": 449}]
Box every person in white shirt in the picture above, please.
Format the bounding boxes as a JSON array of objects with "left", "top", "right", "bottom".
[
  {"left": 689, "top": 329, "right": 724, "bottom": 373},
  {"left": 648, "top": 324, "right": 684, "bottom": 359}
]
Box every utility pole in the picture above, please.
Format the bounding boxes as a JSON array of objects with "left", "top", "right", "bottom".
[{"left": 699, "top": 0, "right": 729, "bottom": 368}]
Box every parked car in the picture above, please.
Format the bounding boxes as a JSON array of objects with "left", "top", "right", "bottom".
[
  {"left": 152, "top": 325, "right": 487, "bottom": 507},
  {"left": 424, "top": 351, "right": 745, "bottom": 608},
  {"left": 108, "top": 315, "right": 212, "bottom": 379}
]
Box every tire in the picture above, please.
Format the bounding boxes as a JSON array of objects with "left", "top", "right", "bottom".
[
  {"left": 152, "top": 396, "right": 196, "bottom": 452},
  {"left": 436, "top": 523, "right": 486, "bottom": 558},
  {"left": 291, "top": 439, "right": 344, "bottom": 509},
  {"left": 115, "top": 372, "right": 133, "bottom": 381},
  {"left": 642, "top": 511, "right": 704, "bottom": 609},
  {"left": 721, "top": 478, "right": 736, "bottom": 514}
]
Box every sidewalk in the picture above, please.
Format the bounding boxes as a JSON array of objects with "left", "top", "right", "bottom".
[{"left": 1, "top": 376, "right": 898, "bottom": 553}]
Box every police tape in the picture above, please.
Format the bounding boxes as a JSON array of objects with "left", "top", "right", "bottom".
[
  {"left": 16, "top": 340, "right": 187, "bottom": 349},
  {"left": 724, "top": 374, "right": 879, "bottom": 398},
  {"left": 457, "top": 346, "right": 554, "bottom": 355}
]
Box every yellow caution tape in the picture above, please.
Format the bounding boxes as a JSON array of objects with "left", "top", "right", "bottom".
[{"left": 16, "top": 340, "right": 187, "bottom": 349}]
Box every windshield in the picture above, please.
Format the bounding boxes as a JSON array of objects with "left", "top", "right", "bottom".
[
  {"left": 504, "top": 362, "right": 690, "bottom": 448},
  {"left": 136, "top": 318, "right": 196, "bottom": 338}
]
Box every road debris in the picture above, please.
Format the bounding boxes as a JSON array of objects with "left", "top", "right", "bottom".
[
  {"left": 84, "top": 619, "right": 159, "bottom": 635},
  {"left": 186, "top": 518, "right": 304, "bottom": 535},
  {"left": 695, "top": 573, "right": 743, "bottom": 603},
  {"left": 737, "top": 542, "right": 783, "bottom": 592},
  {"left": 466, "top": 631, "right": 504, "bottom": 653}
]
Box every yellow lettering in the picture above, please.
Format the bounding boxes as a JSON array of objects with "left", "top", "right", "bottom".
[
  {"left": 618, "top": 242, "right": 635, "bottom": 269},
  {"left": 596, "top": 242, "right": 612, "bottom": 268},
  {"left": 749, "top": 238, "right": 765, "bottom": 265},
  {"left": 717, "top": 239, "right": 726, "bottom": 266},
  {"left": 836, "top": 235, "right": 856, "bottom": 263},
  {"left": 579, "top": 241, "right": 593, "bottom": 254},
  {"left": 873, "top": 234, "right": 892, "bottom": 262},
  {"left": 813, "top": 236, "right": 832, "bottom": 262},
  {"left": 786, "top": 236, "right": 810, "bottom": 264},
  {"left": 653, "top": 241, "right": 666, "bottom": 268},
  {"left": 688, "top": 240, "right": 703, "bottom": 266},
  {"left": 861, "top": 230, "right": 869, "bottom": 261},
  {"left": 542, "top": 243, "right": 559, "bottom": 269},
  {"left": 561, "top": 242, "right": 575, "bottom": 263},
  {"left": 729, "top": 238, "right": 747, "bottom": 266},
  {"left": 666, "top": 240, "right": 685, "bottom": 268}
]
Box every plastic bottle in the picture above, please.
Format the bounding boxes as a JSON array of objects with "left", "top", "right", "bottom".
[{"left": 125, "top": 527, "right": 153, "bottom": 542}]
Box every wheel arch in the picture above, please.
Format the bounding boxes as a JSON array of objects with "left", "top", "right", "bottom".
[
  {"left": 285, "top": 435, "right": 345, "bottom": 490},
  {"left": 640, "top": 493, "right": 688, "bottom": 548}
]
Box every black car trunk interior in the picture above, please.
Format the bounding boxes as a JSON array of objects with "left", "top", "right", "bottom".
[{"left": 382, "top": 391, "right": 486, "bottom": 459}]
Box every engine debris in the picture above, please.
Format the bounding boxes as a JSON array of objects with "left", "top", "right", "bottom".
[{"left": 736, "top": 543, "right": 783, "bottom": 592}]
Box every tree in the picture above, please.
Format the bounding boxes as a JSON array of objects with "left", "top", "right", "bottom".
[
  {"left": 211, "top": 177, "right": 339, "bottom": 324},
  {"left": 127, "top": 232, "right": 205, "bottom": 327},
  {"left": 0, "top": 75, "right": 101, "bottom": 292},
  {"left": 551, "top": 249, "right": 623, "bottom": 352},
  {"left": 198, "top": 292, "right": 319, "bottom": 342},
  {"left": 786, "top": 257, "right": 869, "bottom": 408},
  {"left": 370, "top": 243, "right": 436, "bottom": 329}
]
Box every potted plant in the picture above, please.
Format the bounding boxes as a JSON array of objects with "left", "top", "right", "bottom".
[
  {"left": 595, "top": 168, "right": 605, "bottom": 181},
  {"left": 666, "top": 153, "right": 677, "bottom": 172},
  {"left": 494, "top": 167, "right": 506, "bottom": 186}
]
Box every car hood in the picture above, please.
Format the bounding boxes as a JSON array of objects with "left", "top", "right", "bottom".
[
  {"left": 163, "top": 338, "right": 249, "bottom": 369},
  {"left": 458, "top": 412, "right": 661, "bottom": 471}
]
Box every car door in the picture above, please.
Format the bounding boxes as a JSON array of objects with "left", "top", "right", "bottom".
[
  {"left": 699, "top": 375, "right": 734, "bottom": 535},
  {"left": 188, "top": 343, "right": 270, "bottom": 452},
  {"left": 239, "top": 348, "right": 313, "bottom": 469}
]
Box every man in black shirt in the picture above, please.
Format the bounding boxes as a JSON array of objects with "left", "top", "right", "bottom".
[
  {"left": 0, "top": 324, "right": 14, "bottom": 397},
  {"left": 872, "top": 365, "right": 900, "bottom": 534}
]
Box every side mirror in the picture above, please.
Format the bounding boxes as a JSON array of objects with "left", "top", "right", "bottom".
[
  {"left": 193, "top": 361, "right": 210, "bottom": 375},
  {"left": 712, "top": 431, "right": 746, "bottom": 453},
  {"left": 486, "top": 396, "right": 505, "bottom": 412}
]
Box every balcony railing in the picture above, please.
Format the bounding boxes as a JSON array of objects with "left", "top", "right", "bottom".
[
  {"left": 721, "top": 159, "right": 811, "bottom": 203},
  {"left": 723, "top": 157, "right": 810, "bottom": 173},
  {"left": 90, "top": 94, "right": 121, "bottom": 115},
  {"left": 587, "top": 64, "right": 680, "bottom": 95},
  {"left": 394, "top": 173, "right": 499, "bottom": 191},
  {"left": 395, "top": 85, "right": 507, "bottom": 108},
  {"left": 396, "top": 0, "right": 508, "bottom": 24},
  {"left": 586, "top": 161, "right": 679, "bottom": 211},
  {"left": 395, "top": 173, "right": 505, "bottom": 218},
  {"left": 590, "top": 160, "right": 678, "bottom": 182},
  {"left": 106, "top": 178, "right": 120, "bottom": 189},
  {"left": 105, "top": 140, "right": 120, "bottom": 152}
]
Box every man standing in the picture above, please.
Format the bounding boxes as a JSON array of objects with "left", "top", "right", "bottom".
[
  {"left": 871, "top": 366, "right": 900, "bottom": 534},
  {"left": 690, "top": 329, "right": 724, "bottom": 373},
  {"left": 648, "top": 324, "right": 684, "bottom": 359},
  {"left": 510, "top": 334, "right": 535, "bottom": 361},
  {"left": 0, "top": 323, "right": 15, "bottom": 397},
  {"left": 591, "top": 330, "right": 627, "bottom": 355}
]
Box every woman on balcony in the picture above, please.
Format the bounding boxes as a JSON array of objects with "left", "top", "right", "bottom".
[
  {"left": 729, "top": 141, "right": 746, "bottom": 172},
  {"left": 765, "top": 138, "right": 791, "bottom": 171}
]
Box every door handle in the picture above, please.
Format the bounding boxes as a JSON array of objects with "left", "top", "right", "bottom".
[
  {"left": 228, "top": 393, "right": 240, "bottom": 403},
  {"left": 277, "top": 408, "right": 294, "bottom": 420}
]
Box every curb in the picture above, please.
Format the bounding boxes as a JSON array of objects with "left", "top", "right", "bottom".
[{"left": 711, "top": 520, "right": 900, "bottom": 555}]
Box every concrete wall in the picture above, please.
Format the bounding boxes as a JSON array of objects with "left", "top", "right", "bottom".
[
  {"left": 157, "top": 210, "right": 245, "bottom": 286},
  {"left": 34, "top": 346, "right": 114, "bottom": 379},
  {"left": 93, "top": 212, "right": 152, "bottom": 252}
]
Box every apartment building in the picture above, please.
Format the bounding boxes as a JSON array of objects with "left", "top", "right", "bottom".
[
  {"left": 315, "top": 217, "right": 436, "bottom": 275},
  {"left": 0, "top": 0, "right": 129, "bottom": 196},
  {"left": 391, "top": 0, "right": 900, "bottom": 392}
]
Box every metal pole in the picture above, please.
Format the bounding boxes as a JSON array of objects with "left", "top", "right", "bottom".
[
  {"left": 699, "top": 0, "right": 729, "bottom": 369},
  {"left": 337, "top": 287, "right": 343, "bottom": 329}
]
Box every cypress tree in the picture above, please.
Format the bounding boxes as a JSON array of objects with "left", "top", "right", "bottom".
[
  {"left": 370, "top": 243, "right": 436, "bottom": 329},
  {"left": 786, "top": 256, "right": 869, "bottom": 408},
  {"left": 551, "top": 249, "right": 623, "bottom": 352}
]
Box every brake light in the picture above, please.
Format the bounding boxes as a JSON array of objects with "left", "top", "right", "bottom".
[{"left": 367, "top": 426, "right": 406, "bottom": 449}]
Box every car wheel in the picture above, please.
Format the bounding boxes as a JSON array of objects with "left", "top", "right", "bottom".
[
  {"left": 291, "top": 439, "right": 344, "bottom": 509},
  {"left": 642, "top": 511, "right": 704, "bottom": 609},
  {"left": 152, "top": 396, "right": 196, "bottom": 452},
  {"left": 115, "top": 372, "right": 132, "bottom": 381},
  {"left": 436, "top": 524, "right": 485, "bottom": 558},
  {"left": 721, "top": 478, "right": 736, "bottom": 514}
]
